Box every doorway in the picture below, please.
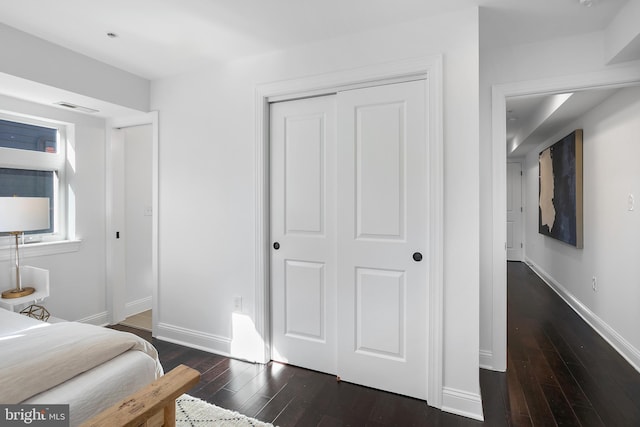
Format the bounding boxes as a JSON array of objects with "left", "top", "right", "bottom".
[
  {"left": 490, "top": 68, "right": 640, "bottom": 372},
  {"left": 121, "top": 124, "right": 153, "bottom": 329},
  {"left": 107, "top": 112, "right": 159, "bottom": 333},
  {"left": 270, "top": 80, "right": 430, "bottom": 400},
  {"left": 255, "top": 56, "right": 444, "bottom": 407}
]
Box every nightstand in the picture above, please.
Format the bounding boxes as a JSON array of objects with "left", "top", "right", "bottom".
[{"left": 0, "top": 266, "right": 49, "bottom": 312}]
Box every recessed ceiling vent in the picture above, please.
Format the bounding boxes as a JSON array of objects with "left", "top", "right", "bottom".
[{"left": 54, "top": 101, "right": 99, "bottom": 114}]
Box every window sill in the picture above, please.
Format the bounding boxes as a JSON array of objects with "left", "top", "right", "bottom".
[{"left": 0, "top": 239, "right": 81, "bottom": 261}]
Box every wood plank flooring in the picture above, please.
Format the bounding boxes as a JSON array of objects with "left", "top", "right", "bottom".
[
  {"left": 112, "top": 261, "right": 640, "bottom": 426},
  {"left": 505, "top": 261, "right": 640, "bottom": 426}
]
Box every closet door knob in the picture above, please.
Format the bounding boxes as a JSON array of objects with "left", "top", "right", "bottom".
[
  {"left": 412, "top": 252, "right": 423, "bottom": 262},
  {"left": 273, "top": 242, "right": 280, "bottom": 250}
]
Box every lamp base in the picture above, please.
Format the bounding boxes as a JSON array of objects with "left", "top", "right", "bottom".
[{"left": 1, "top": 286, "right": 35, "bottom": 299}]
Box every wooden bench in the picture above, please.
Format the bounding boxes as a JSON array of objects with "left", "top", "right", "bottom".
[{"left": 80, "top": 364, "right": 200, "bottom": 427}]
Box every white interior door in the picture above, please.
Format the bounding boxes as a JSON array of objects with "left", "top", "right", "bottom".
[
  {"left": 507, "top": 162, "right": 523, "bottom": 261},
  {"left": 270, "top": 95, "right": 338, "bottom": 374},
  {"left": 110, "top": 128, "right": 127, "bottom": 323},
  {"left": 336, "top": 80, "right": 428, "bottom": 399},
  {"left": 270, "top": 80, "right": 428, "bottom": 400}
]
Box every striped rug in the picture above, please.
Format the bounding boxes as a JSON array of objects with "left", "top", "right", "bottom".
[{"left": 176, "top": 394, "right": 275, "bottom": 427}]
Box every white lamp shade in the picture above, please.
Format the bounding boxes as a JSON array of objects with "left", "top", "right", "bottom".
[{"left": 0, "top": 197, "right": 50, "bottom": 232}]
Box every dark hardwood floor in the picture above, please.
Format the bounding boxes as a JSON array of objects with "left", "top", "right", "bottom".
[
  {"left": 505, "top": 261, "right": 640, "bottom": 426},
  {"left": 112, "top": 262, "right": 640, "bottom": 426}
]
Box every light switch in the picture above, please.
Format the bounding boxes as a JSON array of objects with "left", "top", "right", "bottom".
[{"left": 629, "top": 194, "right": 635, "bottom": 212}]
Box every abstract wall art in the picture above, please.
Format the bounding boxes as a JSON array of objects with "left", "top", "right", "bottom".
[{"left": 539, "top": 129, "right": 583, "bottom": 248}]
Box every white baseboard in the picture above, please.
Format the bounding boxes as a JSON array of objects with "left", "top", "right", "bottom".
[
  {"left": 526, "top": 258, "right": 640, "bottom": 373},
  {"left": 479, "top": 349, "right": 494, "bottom": 370},
  {"left": 442, "top": 387, "right": 484, "bottom": 421},
  {"left": 156, "top": 322, "right": 233, "bottom": 358},
  {"left": 76, "top": 311, "right": 109, "bottom": 326},
  {"left": 125, "top": 296, "right": 152, "bottom": 317}
]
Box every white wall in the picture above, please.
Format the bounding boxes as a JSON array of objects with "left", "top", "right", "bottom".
[
  {"left": 523, "top": 86, "right": 640, "bottom": 367},
  {"left": 152, "top": 8, "right": 481, "bottom": 416},
  {"left": 0, "top": 94, "right": 108, "bottom": 323},
  {"left": 123, "top": 125, "right": 153, "bottom": 315}
]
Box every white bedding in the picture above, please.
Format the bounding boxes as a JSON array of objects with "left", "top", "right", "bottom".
[
  {"left": 0, "top": 308, "right": 48, "bottom": 336},
  {"left": 0, "top": 309, "right": 162, "bottom": 426},
  {"left": 24, "top": 351, "right": 158, "bottom": 426}
]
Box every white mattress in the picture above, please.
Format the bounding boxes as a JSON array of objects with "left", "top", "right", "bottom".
[{"left": 0, "top": 309, "right": 161, "bottom": 427}]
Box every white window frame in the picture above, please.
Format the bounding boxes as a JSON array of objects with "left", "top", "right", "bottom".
[{"left": 0, "top": 111, "right": 68, "bottom": 245}]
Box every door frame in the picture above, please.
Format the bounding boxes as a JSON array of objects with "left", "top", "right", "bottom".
[
  {"left": 490, "top": 65, "right": 640, "bottom": 372},
  {"left": 106, "top": 111, "right": 159, "bottom": 333},
  {"left": 255, "top": 56, "right": 444, "bottom": 407}
]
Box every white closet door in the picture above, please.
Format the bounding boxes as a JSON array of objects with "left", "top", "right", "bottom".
[
  {"left": 270, "top": 80, "right": 429, "bottom": 400},
  {"left": 270, "top": 95, "right": 338, "bottom": 374},
  {"left": 336, "top": 80, "right": 428, "bottom": 399}
]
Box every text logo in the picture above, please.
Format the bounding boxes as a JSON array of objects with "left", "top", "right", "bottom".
[{"left": 0, "top": 405, "right": 69, "bottom": 426}]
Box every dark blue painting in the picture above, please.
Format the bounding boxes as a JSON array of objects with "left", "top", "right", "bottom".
[{"left": 538, "top": 130, "right": 583, "bottom": 248}]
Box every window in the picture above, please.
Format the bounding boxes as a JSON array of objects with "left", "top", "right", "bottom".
[{"left": 0, "top": 113, "right": 68, "bottom": 242}]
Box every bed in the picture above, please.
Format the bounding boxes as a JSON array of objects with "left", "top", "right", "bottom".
[{"left": 0, "top": 308, "right": 199, "bottom": 427}]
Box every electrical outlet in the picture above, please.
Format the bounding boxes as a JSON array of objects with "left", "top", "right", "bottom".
[
  {"left": 592, "top": 276, "right": 597, "bottom": 292},
  {"left": 234, "top": 296, "right": 242, "bottom": 312}
]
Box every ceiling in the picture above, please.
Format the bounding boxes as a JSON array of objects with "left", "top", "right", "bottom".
[
  {"left": 506, "top": 88, "right": 624, "bottom": 158},
  {"left": 0, "top": 0, "right": 629, "bottom": 80},
  {"left": 0, "top": 1, "right": 632, "bottom": 152}
]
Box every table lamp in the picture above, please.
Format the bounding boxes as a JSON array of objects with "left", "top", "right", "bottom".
[{"left": 0, "top": 197, "right": 50, "bottom": 299}]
